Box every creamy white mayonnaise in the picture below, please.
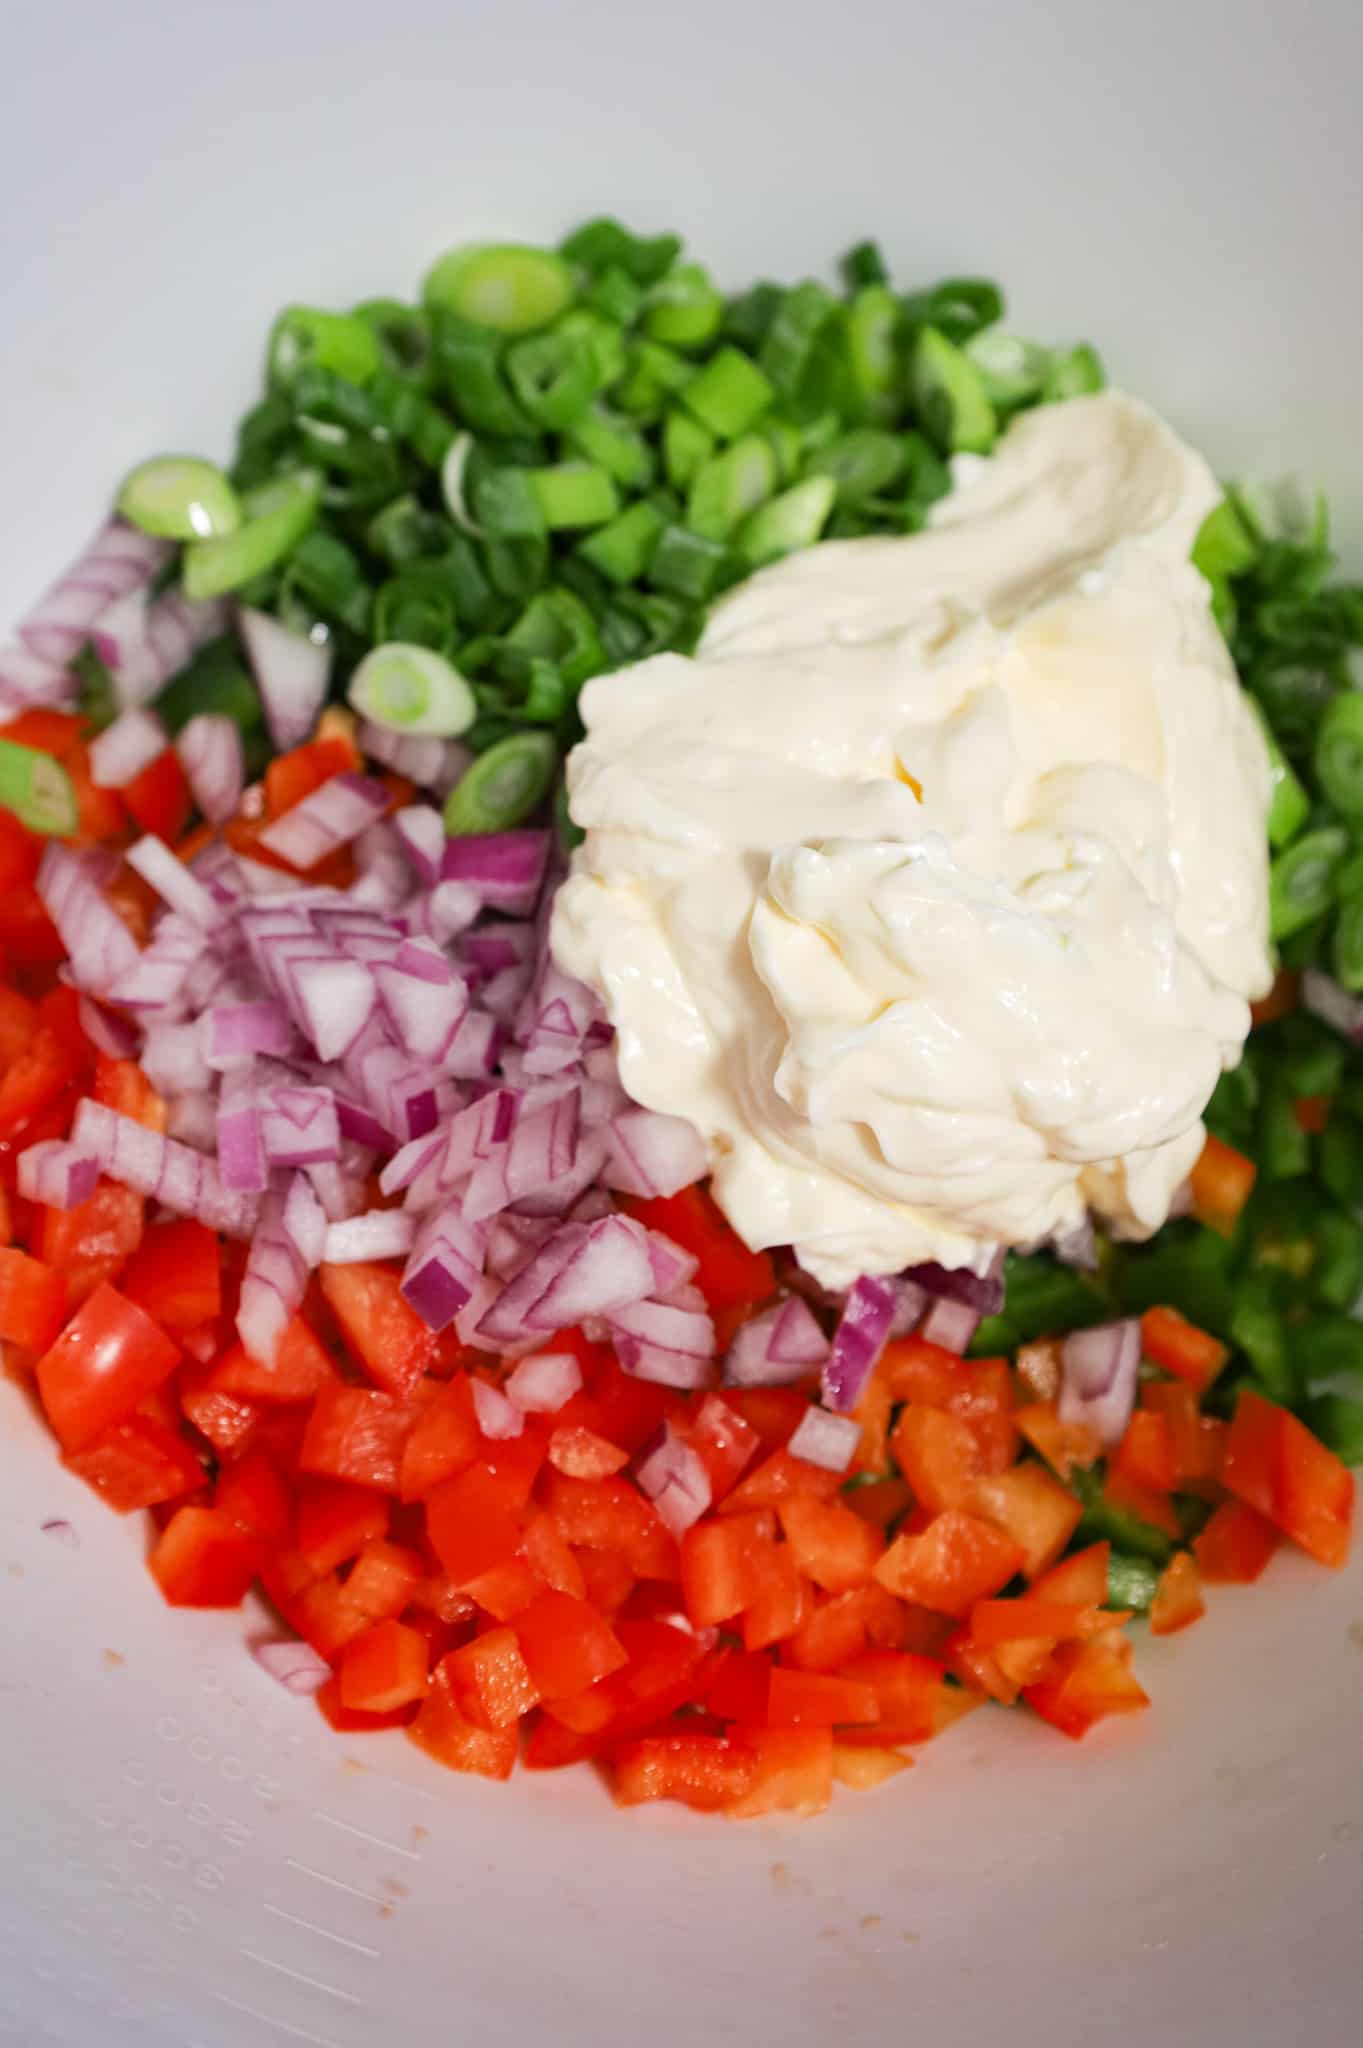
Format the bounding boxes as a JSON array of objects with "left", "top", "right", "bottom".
[{"left": 552, "top": 393, "right": 1273, "bottom": 1288}]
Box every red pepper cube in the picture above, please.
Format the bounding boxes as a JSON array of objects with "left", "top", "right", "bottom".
[
  {"left": 36, "top": 1283, "right": 180, "bottom": 1454},
  {"left": 513, "top": 1590, "right": 628, "bottom": 1700}
]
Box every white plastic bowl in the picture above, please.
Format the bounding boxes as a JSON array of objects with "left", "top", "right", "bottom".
[{"left": 3, "top": 5, "right": 1361, "bottom": 2044}]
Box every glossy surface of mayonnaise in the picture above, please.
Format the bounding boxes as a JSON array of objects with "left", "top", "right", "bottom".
[{"left": 552, "top": 393, "right": 1273, "bottom": 1288}]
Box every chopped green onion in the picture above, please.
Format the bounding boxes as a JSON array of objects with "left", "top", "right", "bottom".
[
  {"left": 1313, "top": 691, "right": 1363, "bottom": 818},
  {"left": 842, "top": 240, "right": 889, "bottom": 290},
  {"left": 1042, "top": 344, "right": 1106, "bottom": 401},
  {"left": 644, "top": 264, "right": 724, "bottom": 350},
  {"left": 371, "top": 571, "right": 456, "bottom": 655},
  {"left": 1192, "top": 496, "right": 1258, "bottom": 583},
  {"left": 154, "top": 637, "right": 262, "bottom": 737},
  {"left": 366, "top": 494, "right": 450, "bottom": 566},
  {"left": 723, "top": 282, "right": 782, "bottom": 352},
  {"left": 528, "top": 463, "right": 620, "bottom": 530},
  {"left": 663, "top": 410, "right": 715, "bottom": 491},
  {"left": 182, "top": 469, "right": 322, "bottom": 601},
  {"left": 431, "top": 314, "right": 532, "bottom": 435},
  {"left": 911, "top": 327, "right": 997, "bottom": 454},
  {"left": 1229, "top": 1271, "right": 1295, "bottom": 1403},
  {"left": 1333, "top": 897, "right": 1363, "bottom": 992},
  {"left": 759, "top": 281, "right": 838, "bottom": 396},
  {"left": 348, "top": 643, "right": 476, "bottom": 737},
  {"left": 269, "top": 306, "right": 381, "bottom": 391},
  {"left": 1268, "top": 826, "right": 1349, "bottom": 941},
  {"left": 681, "top": 346, "right": 775, "bottom": 441},
  {"left": 352, "top": 299, "right": 436, "bottom": 387},
  {"left": 1318, "top": 1111, "right": 1363, "bottom": 1206},
  {"left": 1298, "top": 1310, "right": 1363, "bottom": 1393},
  {"left": 0, "top": 739, "right": 78, "bottom": 837},
  {"left": 564, "top": 407, "right": 656, "bottom": 490},
  {"left": 442, "top": 730, "right": 557, "bottom": 834},
  {"left": 440, "top": 432, "right": 486, "bottom": 537},
  {"left": 281, "top": 528, "right": 373, "bottom": 636},
  {"left": 560, "top": 218, "right": 681, "bottom": 286},
  {"left": 737, "top": 475, "right": 836, "bottom": 568},
  {"left": 1070, "top": 1466, "right": 1173, "bottom": 1566},
  {"left": 964, "top": 332, "right": 1053, "bottom": 408},
  {"left": 615, "top": 340, "right": 694, "bottom": 420},
  {"left": 686, "top": 437, "right": 777, "bottom": 542},
  {"left": 423, "top": 243, "right": 573, "bottom": 334},
  {"left": 759, "top": 416, "right": 804, "bottom": 486},
  {"left": 1247, "top": 700, "right": 1309, "bottom": 848},
  {"left": 117, "top": 456, "right": 242, "bottom": 542},
  {"left": 576, "top": 500, "right": 666, "bottom": 586},
  {"left": 1104, "top": 1551, "right": 1161, "bottom": 1615},
  {"left": 497, "top": 589, "right": 604, "bottom": 689},
  {"left": 647, "top": 524, "right": 729, "bottom": 602},
  {"left": 808, "top": 428, "right": 905, "bottom": 506},
  {"left": 901, "top": 277, "right": 1004, "bottom": 346},
  {"left": 588, "top": 266, "right": 646, "bottom": 325},
  {"left": 472, "top": 466, "right": 548, "bottom": 540},
  {"left": 1258, "top": 1080, "right": 1311, "bottom": 1181},
  {"left": 505, "top": 330, "right": 602, "bottom": 430}
]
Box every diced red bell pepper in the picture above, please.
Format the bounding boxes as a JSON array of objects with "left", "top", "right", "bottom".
[
  {"left": 832, "top": 1744, "right": 912, "bottom": 1790},
  {"left": 576, "top": 1546, "right": 637, "bottom": 1614},
  {"left": 426, "top": 1462, "right": 526, "bottom": 1588},
  {"left": 1139, "top": 1305, "right": 1229, "bottom": 1392},
  {"left": 214, "top": 1447, "right": 292, "bottom": 1545},
  {"left": 1193, "top": 1498, "right": 1277, "bottom": 1581},
  {"left": 844, "top": 1477, "right": 913, "bottom": 1534},
  {"left": 34, "top": 1181, "right": 145, "bottom": 1307},
  {"left": 0, "top": 809, "right": 42, "bottom": 892},
  {"left": 0, "top": 1247, "right": 68, "bottom": 1353},
  {"left": 149, "top": 1505, "right": 265, "bottom": 1608},
  {"left": 1024, "top": 1632, "right": 1150, "bottom": 1739},
  {"left": 767, "top": 1667, "right": 879, "bottom": 1727},
  {"left": 686, "top": 1392, "right": 759, "bottom": 1501},
  {"left": 1224, "top": 1389, "right": 1353, "bottom": 1568},
  {"left": 36, "top": 1282, "right": 180, "bottom": 1454},
  {"left": 0, "top": 1025, "right": 83, "bottom": 1140},
  {"left": 209, "top": 1315, "right": 336, "bottom": 1403},
  {"left": 1014, "top": 1401, "right": 1102, "bottom": 1481},
  {"left": 727, "top": 1727, "right": 834, "bottom": 1817},
  {"left": 523, "top": 1713, "right": 603, "bottom": 1770},
  {"left": 339, "top": 1620, "right": 430, "bottom": 1714},
  {"left": 180, "top": 1365, "right": 261, "bottom": 1456},
  {"left": 547, "top": 1423, "right": 630, "bottom": 1480},
  {"left": 723, "top": 1384, "right": 811, "bottom": 1450},
  {"left": 514, "top": 1590, "right": 628, "bottom": 1700},
  {"left": 874, "top": 1509, "right": 1024, "bottom": 1616},
  {"left": 542, "top": 1470, "right": 677, "bottom": 1579},
  {"left": 1150, "top": 1551, "right": 1206, "bottom": 1636},
  {"left": 835, "top": 1650, "right": 966, "bottom": 1744},
  {"left": 300, "top": 1383, "right": 411, "bottom": 1492},
  {"left": 892, "top": 1403, "right": 982, "bottom": 1512},
  {"left": 265, "top": 732, "right": 363, "bottom": 818},
  {"left": 1102, "top": 1469, "right": 1182, "bottom": 1539},
  {"left": 0, "top": 985, "right": 37, "bottom": 1066},
  {"left": 443, "top": 1626, "right": 541, "bottom": 1729},
  {"left": 777, "top": 1493, "right": 883, "bottom": 1593},
  {"left": 314, "top": 1674, "right": 417, "bottom": 1734},
  {"left": 968, "top": 1598, "right": 1101, "bottom": 1647},
  {"left": 626, "top": 1184, "right": 775, "bottom": 1312},
  {"left": 782, "top": 1583, "right": 909, "bottom": 1672},
  {"left": 294, "top": 1479, "right": 388, "bottom": 1578},
  {"left": 1031, "top": 1541, "right": 1111, "bottom": 1606},
  {"left": 520, "top": 1511, "right": 586, "bottom": 1599},
  {"left": 719, "top": 1445, "right": 844, "bottom": 1515},
  {"left": 1140, "top": 1381, "right": 1218, "bottom": 1485},
  {"left": 119, "top": 1219, "right": 222, "bottom": 1332},
  {"left": 122, "top": 746, "right": 192, "bottom": 843},
  {"left": 64, "top": 1411, "right": 204, "bottom": 1512},
  {"left": 399, "top": 1376, "right": 482, "bottom": 1498},
  {"left": 741, "top": 1543, "right": 810, "bottom": 1651},
  {"left": 93, "top": 1054, "right": 167, "bottom": 1133},
  {"left": 462, "top": 1557, "right": 543, "bottom": 1622},
  {"left": 611, "top": 1732, "right": 757, "bottom": 1811},
  {"left": 345, "top": 1538, "right": 425, "bottom": 1623},
  {"left": 1111, "top": 1410, "right": 1179, "bottom": 1494},
  {"left": 320, "top": 1261, "right": 438, "bottom": 1397},
  {"left": 680, "top": 1510, "right": 779, "bottom": 1627},
  {"left": 880, "top": 1333, "right": 966, "bottom": 1408},
  {"left": 1189, "top": 1133, "right": 1256, "bottom": 1238},
  {"left": 408, "top": 1657, "right": 519, "bottom": 1780},
  {"left": 969, "top": 1463, "right": 1083, "bottom": 1579}
]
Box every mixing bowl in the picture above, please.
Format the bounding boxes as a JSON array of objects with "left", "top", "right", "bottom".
[{"left": 3, "top": 5, "right": 1361, "bottom": 2044}]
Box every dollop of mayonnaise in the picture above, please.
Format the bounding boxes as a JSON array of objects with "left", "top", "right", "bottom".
[{"left": 552, "top": 393, "right": 1273, "bottom": 1288}]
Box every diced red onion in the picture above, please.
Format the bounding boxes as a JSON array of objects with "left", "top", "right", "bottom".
[
  {"left": 390, "top": 804, "right": 445, "bottom": 886},
  {"left": 822, "top": 1275, "right": 896, "bottom": 1412},
  {"left": 601, "top": 1108, "right": 708, "bottom": 1200},
  {"left": 905, "top": 1250, "right": 1005, "bottom": 1317},
  {"left": 1059, "top": 1319, "right": 1141, "bottom": 1448},
  {"left": 259, "top": 773, "right": 390, "bottom": 871},
  {"left": 409, "top": 878, "right": 481, "bottom": 946},
  {"left": 166, "top": 1091, "right": 219, "bottom": 1152},
  {"left": 249, "top": 1636, "right": 331, "bottom": 1697},
  {"left": 177, "top": 714, "right": 245, "bottom": 826},
  {"left": 260, "top": 1085, "right": 341, "bottom": 1167},
  {"left": 125, "top": 835, "right": 218, "bottom": 927},
  {"left": 374, "top": 958, "right": 468, "bottom": 1063},
  {"left": 94, "top": 588, "right": 227, "bottom": 708},
  {"left": 322, "top": 1209, "right": 416, "bottom": 1264},
  {"left": 217, "top": 1070, "right": 268, "bottom": 1193},
  {"left": 283, "top": 1172, "right": 328, "bottom": 1268},
  {"left": 609, "top": 1297, "right": 717, "bottom": 1390},
  {"left": 205, "top": 1000, "right": 292, "bottom": 1070},
  {"left": 239, "top": 606, "right": 331, "bottom": 752},
  {"left": 724, "top": 1295, "right": 828, "bottom": 1387},
  {"left": 88, "top": 708, "right": 168, "bottom": 790},
  {"left": 645, "top": 1231, "right": 698, "bottom": 1297},
  {"left": 471, "top": 1377, "right": 524, "bottom": 1440},
  {"left": 74, "top": 992, "right": 140, "bottom": 1059},
  {"left": 16, "top": 1139, "right": 100, "bottom": 1211},
  {"left": 1302, "top": 968, "right": 1363, "bottom": 1043},
  {"left": 505, "top": 1349, "right": 583, "bottom": 1414},
  {"left": 379, "top": 1130, "right": 445, "bottom": 1198},
  {"left": 37, "top": 844, "right": 141, "bottom": 996},
  {"left": 441, "top": 830, "right": 550, "bottom": 915},
  {"left": 401, "top": 1204, "right": 485, "bottom": 1331},
  {"left": 919, "top": 1296, "right": 981, "bottom": 1357},
  {"left": 787, "top": 1404, "right": 862, "bottom": 1473},
  {"left": 1050, "top": 1216, "right": 1098, "bottom": 1272},
  {"left": 887, "top": 1276, "right": 929, "bottom": 1337},
  {"left": 72, "top": 1097, "right": 259, "bottom": 1238},
  {"left": 290, "top": 957, "right": 376, "bottom": 1062},
  {"left": 634, "top": 1422, "right": 712, "bottom": 1536},
  {"left": 462, "top": 922, "right": 536, "bottom": 978},
  {"left": 237, "top": 1192, "right": 307, "bottom": 1364},
  {"left": 0, "top": 643, "right": 77, "bottom": 709},
  {"left": 362, "top": 724, "right": 467, "bottom": 791},
  {"left": 140, "top": 1021, "right": 211, "bottom": 1098},
  {"left": 18, "top": 520, "right": 172, "bottom": 667},
  {"left": 306, "top": 1160, "right": 366, "bottom": 1223}
]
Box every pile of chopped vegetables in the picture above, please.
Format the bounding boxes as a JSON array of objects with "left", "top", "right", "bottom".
[{"left": 0, "top": 219, "right": 1356, "bottom": 1820}]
